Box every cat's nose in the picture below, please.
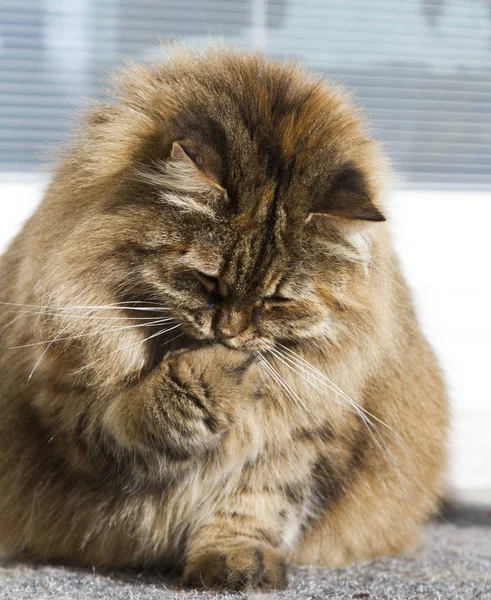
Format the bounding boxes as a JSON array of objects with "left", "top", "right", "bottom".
[{"left": 213, "top": 309, "right": 249, "bottom": 340}]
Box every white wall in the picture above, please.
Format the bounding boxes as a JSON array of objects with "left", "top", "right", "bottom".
[
  {"left": 1, "top": 180, "right": 490, "bottom": 498},
  {"left": 390, "top": 190, "right": 491, "bottom": 500}
]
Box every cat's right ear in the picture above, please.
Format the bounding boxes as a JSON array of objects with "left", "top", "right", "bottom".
[
  {"left": 169, "top": 140, "right": 227, "bottom": 197},
  {"left": 308, "top": 164, "right": 385, "bottom": 223}
]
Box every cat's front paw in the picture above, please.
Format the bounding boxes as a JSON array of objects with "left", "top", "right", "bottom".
[
  {"left": 166, "top": 345, "right": 259, "bottom": 429},
  {"left": 183, "top": 543, "right": 288, "bottom": 591}
]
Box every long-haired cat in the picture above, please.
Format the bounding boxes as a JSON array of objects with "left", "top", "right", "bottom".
[{"left": 0, "top": 49, "right": 448, "bottom": 591}]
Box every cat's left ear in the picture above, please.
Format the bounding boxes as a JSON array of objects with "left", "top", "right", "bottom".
[
  {"left": 170, "top": 140, "right": 226, "bottom": 195},
  {"left": 309, "top": 164, "right": 385, "bottom": 222}
]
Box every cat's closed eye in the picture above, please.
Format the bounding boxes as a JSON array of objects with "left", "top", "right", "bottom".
[
  {"left": 264, "top": 295, "right": 292, "bottom": 305},
  {"left": 194, "top": 271, "right": 219, "bottom": 293}
]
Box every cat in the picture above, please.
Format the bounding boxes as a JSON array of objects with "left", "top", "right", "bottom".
[{"left": 0, "top": 48, "right": 448, "bottom": 591}]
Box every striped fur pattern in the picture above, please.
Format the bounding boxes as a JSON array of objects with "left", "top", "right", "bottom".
[{"left": 0, "top": 49, "right": 448, "bottom": 591}]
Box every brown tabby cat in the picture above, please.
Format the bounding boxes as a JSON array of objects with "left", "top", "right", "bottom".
[{"left": 0, "top": 49, "right": 448, "bottom": 591}]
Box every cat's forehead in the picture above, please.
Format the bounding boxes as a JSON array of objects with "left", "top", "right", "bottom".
[
  {"left": 154, "top": 58, "right": 384, "bottom": 259},
  {"left": 217, "top": 203, "right": 306, "bottom": 304},
  {"left": 169, "top": 71, "right": 361, "bottom": 204}
]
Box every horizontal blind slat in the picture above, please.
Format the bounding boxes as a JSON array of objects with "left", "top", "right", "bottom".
[{"left": 0, "top": 1, "right": 489, "bottom": 186}]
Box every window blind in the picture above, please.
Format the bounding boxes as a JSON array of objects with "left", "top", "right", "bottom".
[{"left": 1, "top": 0, "right": 490, "bottom": 188}]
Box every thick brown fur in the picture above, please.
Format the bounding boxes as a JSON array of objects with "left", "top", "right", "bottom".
[{"left": 0, "top": 48, "right": 448, "bottom": 591}]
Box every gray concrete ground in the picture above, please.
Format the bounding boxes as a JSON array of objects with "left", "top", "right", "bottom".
[{"left": 0, "top": 505, "right": 490, "bottom": 600}]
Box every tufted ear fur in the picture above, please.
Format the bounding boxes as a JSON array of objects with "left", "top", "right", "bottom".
[
  {"left": 310, "top": 164, "right": 385, "bottom": 222},
  {"left": 132, "top": 140, "right": 227, "bottom": 218},
  {"left": 169, "top": 140, "right": 226, "bottom": 195},
  {"left": 133, "top": 139, "right": 226, "bottom": 218}
]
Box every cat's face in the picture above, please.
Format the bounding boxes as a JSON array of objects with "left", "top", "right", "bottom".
[
  {"left": 74, "top": 54, "right": 387, "bottom": 352},
  {"left": 112, "top": 156, "right": 383, "bottom": 353},
  {"left": 131, "top": 170, "right": 331, "bottom": 351},
  {"left": 113, "top": 192, "right": 337, "bottom": 352}
]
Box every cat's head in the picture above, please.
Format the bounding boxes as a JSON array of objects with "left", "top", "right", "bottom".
[{"left": 56, "top": 50, "right": 389, "bottom": 352}]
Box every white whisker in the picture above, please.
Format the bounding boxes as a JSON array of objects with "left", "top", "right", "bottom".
[
  {"left": 276, "top": 342, "right": 403, "bottom": 445},
  {"left": 271, "top": 345, "right": 406, "bottom": 475},
  {"left": 257, "top": 352, "right": 319, "bottom": 424},
  {"left": 7, "top": 310, "right": 169, "bottom": 321},
  {"left": 74, "top": 324, "right": 183, "bottom": 375},
  {"left": 268, "top": 346, "right": 349, "bottom": 413},
  {"left": 3, "top": 310, "right": 171, "bottom": 330},
  {"left": 27, "top": 308, "right": 96, "bottom": 381},
  {"left": 0, "top": 301, "right": 171, "bottom": 312},
  {"left": 10, "top": 317, "right": 177, "bottom": 349},
  {"left": 268, "top": 346, "right": 393, "bottom": 460}
]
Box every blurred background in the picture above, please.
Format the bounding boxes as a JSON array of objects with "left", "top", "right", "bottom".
[{"left": 0, "top": 0, "right": 490, "bottom": 499}]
